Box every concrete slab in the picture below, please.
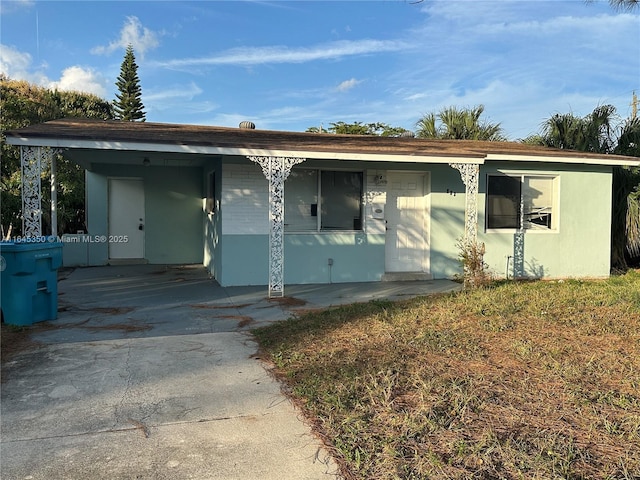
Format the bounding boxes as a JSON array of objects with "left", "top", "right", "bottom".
[
  {"left": 2, "top": 333, "right": 335, "bottom": 480},
  {"left": 1, "top": 264, "right": 461, "bottom": 480}
]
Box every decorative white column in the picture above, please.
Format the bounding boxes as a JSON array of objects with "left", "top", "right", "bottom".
[
  {"left": 21, "top": 146, "right": 44, "bottom": 237},
  {"left": 50, "top": 152, "right": 58, "bottom": 238},
  {"left": 248, "top": 156, "right": 305, "bottom": 297},
  {"left": 21, "top": 146, "right": 62, "bottom": 238},
  {"left": 449, "top": 163, "right": 480, "bottom": 244}
]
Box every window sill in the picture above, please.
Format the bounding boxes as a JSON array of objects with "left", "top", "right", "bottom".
[
  {"left": 485, "top": 228, "right": 559, "bottom": 234},
  {"left": 284, "top": 230, "right": 365, "bottom": 234}
]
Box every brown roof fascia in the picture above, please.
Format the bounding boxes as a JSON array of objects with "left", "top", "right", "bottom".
[{"left": 5, "top": 117, "right": 640, "bottom": 165}]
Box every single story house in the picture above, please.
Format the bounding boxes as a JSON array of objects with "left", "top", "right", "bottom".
[{"left": 6, "top": 118, "right": 639, "bottom": 296}]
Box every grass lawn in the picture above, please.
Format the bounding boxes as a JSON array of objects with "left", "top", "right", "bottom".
[{"left": 253, "top": 271, "right": 640, "bottom": 479}]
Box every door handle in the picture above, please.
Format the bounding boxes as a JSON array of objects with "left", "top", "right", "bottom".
[{"left": 138, "top": 224, "right": 144, "bottom": 231}]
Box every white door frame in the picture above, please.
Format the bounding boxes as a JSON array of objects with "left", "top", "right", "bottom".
[{"left": 384, "top": 171, "right": 430, "bottom": 273}]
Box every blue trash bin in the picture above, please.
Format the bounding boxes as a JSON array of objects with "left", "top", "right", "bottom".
[{"left": 0, "top": 241, "right": 63, "bottom": 326}]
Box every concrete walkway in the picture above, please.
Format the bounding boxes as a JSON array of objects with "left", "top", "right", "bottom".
[{"left": 1, "top": 265, "right": 461, "bottom": 480}]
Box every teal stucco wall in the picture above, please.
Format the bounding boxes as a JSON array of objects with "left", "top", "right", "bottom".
[
  {"left": 479, "top": 162, "right": 613, "bottom": 279},
  {"left": 78, "top": 155, "right": 614, "bottom": 284},
  {"left": 217, "top": 233, "right": 386, "bottom": 286},
  {"left": 82, "top": 164, "right": 204, "bottom": 265},
  {"left": 85, "top": 170, "right": 109, "bottom": 265},
  {"left": 428, "top": 165, "right": 467, "bottom": 279},
  {"left": 214, "top": 159, "right": 454, "bottom": 287}
]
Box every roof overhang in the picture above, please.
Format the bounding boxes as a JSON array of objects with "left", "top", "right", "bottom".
[
  {"left": 485, "top": 153, "right": 640, "bottom": 167},
  {"left": 5, "top": 118, "right": 639, "bottom": 168},
  {"left": 4, "top": 136, "right": 484, "bottom": 165}
]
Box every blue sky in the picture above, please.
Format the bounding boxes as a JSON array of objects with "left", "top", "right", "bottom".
[{"left": 1, "top": 0, "right": 639, "bottom": 140}]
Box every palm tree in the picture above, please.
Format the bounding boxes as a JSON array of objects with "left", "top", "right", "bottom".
[
  {"left": 615, "top": 116, "right": 640, "bottom": 158},
  {"left": 415, "top": 105, "right": 506, "bottom": 141},
  {"left": 613, "top": 117, "right": 640, "bottom": 267},
  {"left": 537, "top": 105, "right": 618, "bottom": 153},
  {"left": 604, "top": 0, "right": 638, "bottom": 10}
]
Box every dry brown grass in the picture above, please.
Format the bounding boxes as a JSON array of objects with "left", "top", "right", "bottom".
[{"left": 253, "top": 271, "right": 640, "bottom": 479}]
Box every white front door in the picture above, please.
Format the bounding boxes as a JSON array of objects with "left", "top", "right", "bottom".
[
  {"left": 385, "top": 172, "right": 427, "bottom": 273},
  {"left": 108, "top": 178, "right": 145, "bottom": 259}
]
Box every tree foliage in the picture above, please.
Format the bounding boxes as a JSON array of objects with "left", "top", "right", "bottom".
[
  {"left": 615, "top": 117, "right": 640, "bottom": 158},
  {"left": 530, "top": 104, "right": 618, "bottom": 153},
  {"left": 526, "top": 104, "right": 640, "bottom": 268},
  {"left": 613, "top": 117, "right": 640, "bottom": 266},
  {"left": 113, "top": 44, "right": 146, "bottom": 122},
  {"left": 1, "top": 75, "right": 115, "bottom": 237},
  {"left": 586, "top": 0, "right": 639, "bottom": 10},
  {"left": 306, "top": 121, "right": 409, "bottom": 136},
  {"left": 415, "top": 105, "right": 506, "bottom": 141}
]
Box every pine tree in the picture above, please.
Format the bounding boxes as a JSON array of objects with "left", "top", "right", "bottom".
[{"left": 113, "top": 45, "right": 146, "bottom": 121}]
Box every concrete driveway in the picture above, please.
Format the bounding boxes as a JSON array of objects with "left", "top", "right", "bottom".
[{"left": 1, "top": 265, "right": 461, "bottom": 480}]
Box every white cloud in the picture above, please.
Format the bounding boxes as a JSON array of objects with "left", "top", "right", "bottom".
[
  {"left": 0, "top": 0, "right": 33, "bottom": 15},
  {"left": 152, "top": 39, "right": 409, "bottom": 69},
  {"left": 336, "top": 78, "right": 361, "bottom": 92},
  {"left": 1, "top": 44, "right": 32, "bottom": 75},
  {"left": 200, "top": 113, "right": 255, "bottom": 128},
  {"left": 1, "top": 44, "right": 107, "bottom": 96},
  {"left": 374, "top": 0, "right": 639, "bottom": 139},
  {"left": 49, "top": 66, "right": 107, "bottom": 96},
  {"left": 91, "top": 16, "right": 159, "bottom": 59},
  {"left": 144, "top": 82, "right": 203, "bottom": 102}
]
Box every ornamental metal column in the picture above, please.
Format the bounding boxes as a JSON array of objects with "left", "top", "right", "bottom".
[
  {"left": 21, "top": 146, "right": 61, "bottom": 238},
  {"left": 50, "top": 151, "right": 58, "bottom": 238},
  {"left": 248, "top": 156, "right": 305, "bottom": 297},
  {"left": 449, "top": 163, "right": 480, "bottom": 244}
]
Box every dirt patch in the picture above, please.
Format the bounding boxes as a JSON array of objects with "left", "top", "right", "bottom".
[
  {"left": 38, "top": 317, "right": 151, "bottom": 333},
  {"left": 57, "top": 305, "right": 136, "bottom": 315},
  {"left": 128, "top": 418, "right": 151, "bottom": 438},
  {"left": 288, "top": 307, "right": 325, "bottom": 316},
  {"left": 190, "top": 303, "right": 252, "bottom": 310},
  {"left": 83, "top": 322, "right": 152, "bottom": 333},
  {"left": 267, "top": 296, "right": 307, "bottom": 307},
  {"left": 1, "top": 323, "right": 42, "bottom": 368},
  {"left": 212, "top": 314, "right": 255, "bottom": 328}
]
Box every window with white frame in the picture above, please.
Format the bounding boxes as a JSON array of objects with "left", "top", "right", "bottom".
[
  {"left": 486, "top": 174, "right": 558, "bottom": 230},
  {"left": 285, "top": 169, "right": 363, "bottom": 231}
]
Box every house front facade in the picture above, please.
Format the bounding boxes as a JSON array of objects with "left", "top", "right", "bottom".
[{"left": 7, "top": 118, "right": 639, "bottom": 296}]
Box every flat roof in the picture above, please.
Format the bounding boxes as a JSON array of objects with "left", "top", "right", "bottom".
[{"left": 6, "top": 117, "right": 640, "bottom": 166}]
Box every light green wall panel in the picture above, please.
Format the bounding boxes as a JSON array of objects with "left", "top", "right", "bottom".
[
  {"left": 85, "top": 171, "right": 109, "bottom": 265},
  {"left": 144, "top": 167, "right": 203, "bottom": 264},
  {"left": 84, "top": 164, "right": 203, "bottom": 265},
  {"left": 218, "top": 233, "right": 386, "bottom": 286},
  {"left": 285, "top": 233, "right": 385, "bottom": 284},
  {"left": 219, "top": 235, "right": 269, "bottom": 286},
  {"left": 479, "top": 163, "right": 613, "bottom": 279},
  {"left": 82, "top": 157, "right": 615, "bottom": 282},
  {"left": 428, "top": 166, "right": 466, "bottom": 279}
]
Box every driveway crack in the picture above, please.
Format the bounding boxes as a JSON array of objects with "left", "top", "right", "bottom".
[{"left": 113, "top": 339, "right": 134, "bottom": 428}]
